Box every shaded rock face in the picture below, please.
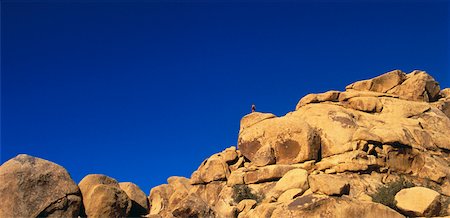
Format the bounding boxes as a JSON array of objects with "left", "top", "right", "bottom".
[
  {"left": 79, "top": 174, "right": 132, "bottom": 218},
  {"left": 119, "top": 182, "right": 149, "bottom": 216},
  {"left": 0, "top": 154, "right": 81, "bottom": 218}
]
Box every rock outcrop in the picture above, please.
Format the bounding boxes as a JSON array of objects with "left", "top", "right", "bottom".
[
  {"left": 79, "top": 174, "right": 132, "bottom": 218},
  {"left": 1, "top": 69, "right": 449, "bottom": 218},
  {"left": 0, "top": 154, "right": 81, "bottom": 217},
  {"left": 145, "top": 70, "right": 449, "bottom": 218}
]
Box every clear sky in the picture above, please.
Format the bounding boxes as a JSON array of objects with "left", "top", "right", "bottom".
[{"left": 2, "top": 0, "right": 449, "bottom": 193}]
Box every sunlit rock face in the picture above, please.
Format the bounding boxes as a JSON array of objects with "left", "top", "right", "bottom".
[{"left": 2, "top": 70, "right": 449, "bottom": 218}]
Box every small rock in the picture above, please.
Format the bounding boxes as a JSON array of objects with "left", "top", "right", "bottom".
[
  {"left": 277, "top": 188, "right": 304, "bottom": 203},
  {"left": 244, "top": 165, "right": 296, "bottom": 184},
  {"left": 237, "top": 199, "right": 257, "bottom": 212}
]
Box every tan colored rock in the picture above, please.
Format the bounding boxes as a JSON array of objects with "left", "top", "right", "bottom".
[
  {"left": 191, "top": 181, "right": 225, "bottom": 207},
  {"left": 272, "top": 195, "right": 404, "bottom": 218},
  {"left": 171, "top": 192, "right": 215, "bottom": 218},
  {"left": 119, "top": 182, "right": 149, "bottom": 216},
  {"left": 290, "top": 160, "right": 316, "bottom": 171},
  {"left": 194, "top": 154, "right": 229, "bottom": 183},
  {"left": 240, "top": 203, "right": 277, "bottom": 218},
  {"left": 309, "top": 174, "right": 350, "bottom": 196},
  {"left": 229, "top": 156, "right": 245, "bottom": 171},
  {"left": 239, "top": 112, "right": 276, "bottom": 132},
  {"left": 346, "top": 97, "right": 383, "bottom": 113},
  {"left": 411, "top": 153, "right": 449, "bottom": 183},
  {"left": 227, "top": 169, "right": 245, "bottom": 186},
  {"left": 252, "top": 145, "right": 276, "bottom": 167},
  {"left": 214, "top": 199, "right": 237, "bottom": 218},
  {"left": 387, "top": 70, "right": 440, "bottom": 102},
  {"left": 277, "top": 188, "right": 305, "bottom": 203},
  {"left": 346, "top": 70, "right": 406, "bottom": 93},
  {"left": 149, "top": 184, "right": 174, "bottom": 215},
  {"left": 84, "top": 184, "right": 132, "bottom": 218},
  {"left": 441, "top": 181, "right": 450, "bottom": 196},
  {"left": 0, "top": 154, "right": 82, "bottom": 218},
  {"left": 394, "top": 186, "right": 441, "bottom": 217},
  {"left": 237, "top": 199, "right": 257, "bottom": 213},
  {"left": 296, "top": 90, "right": 340, "bottom": 109},
  {"left": 244, "top": 165, "right": 296, "bottom": 184},
  {"left": 356, "top": 193, "right": 373, "bottom": 202},
  {"left": 221, "top": 146, "right": 239, "bottom": 164},
  {"left": 338, "top": 90, "right": 399, "bottom": 102},
  {"left": 441, "top": 88, "right": 450, "bottom": 98},
  {"left": 79, "top": 174, "right": 131, "bottom": 218},
  {"left": 290, "top": 104, "right": 358, "bottom": 158},
  {"left": 168, "top": 189, "right": 189, "bottom": 214},
  {"left": 238, "top": 116, "right": 320, "bottom": 166},
  {"left": 433, "top": 97, "right": 450, "bottom": 119},
  {"left": 270, "top": 169, "right": 309, "bottom": 199},
  {"left": 167, "top": 176, "right": 192, "bottom": 192}
]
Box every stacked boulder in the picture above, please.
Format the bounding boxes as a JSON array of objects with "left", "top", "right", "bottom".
[
  {"left": 150, "top": 70, "right": 450, "bottom": 218},
  {"left": 0, "top": 155, "right": 149, "bottom": 217}
]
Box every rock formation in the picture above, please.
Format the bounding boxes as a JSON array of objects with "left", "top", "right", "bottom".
[
  {"left": 0, "top": 69, "right": 449, "bottom": 217},
  {"left": 0, "top": 154, "right": 82, "bottom": 217}
]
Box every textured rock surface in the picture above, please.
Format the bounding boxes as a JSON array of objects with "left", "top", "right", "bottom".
[
  {"left": 394, "top": 187, "right": 441, "bottom": 217},
  {"left": 0, "top": 154, "right": 81, "bottom": 218},
  {"left": 145, "top": 69, "right": 450, "bottom": 218},
  {"left": 119, "top": 182, "right": 149, "bottom": 216},
  {"left": 238, "top": 116, "right": 320, "bottom": 166},
  {"left": 309, "top": 174, "right": 350, "bottom": 196},
  {"left": 79, "top": 174, "right": 131, "bottom": 218},
  {"left": 271, "top": 195, "right": 404, "bottom": 218},
  {"left": 269, "top": 169, "right": 309, "bottom": 199},
  {"left": 4, "top": 70, "right": 449, "bottom": 218}
]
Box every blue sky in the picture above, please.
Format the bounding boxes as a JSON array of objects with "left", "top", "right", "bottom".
[{"left": 2, "top": 1, "right": 449, "bottom": 193}]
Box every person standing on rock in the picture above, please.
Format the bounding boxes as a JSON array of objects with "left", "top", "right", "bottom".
[{"left": 251, "top": 104, "right": 256, "bottom": 113}]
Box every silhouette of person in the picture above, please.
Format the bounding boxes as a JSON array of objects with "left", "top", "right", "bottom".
[{"left": 251, "top": 104, "right": 256, "bottom": 113}]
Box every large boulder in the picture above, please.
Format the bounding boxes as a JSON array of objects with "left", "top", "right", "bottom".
[
  {"left": 394, "top": 187, "right": 441, "bottom": 217},
  {"left": 346, "top": 70, "right": 406, "bottom": 93},
  {"left": 0, "top": 154, "right": 81, "bottom": 217},
  {"left": 238, "top": 115, "right": 321, "bottom": 166},
  {"left": 387, "top": 70, "right": 440, "bottom": 102},
  {"left": 78, "top": 174, "right": 131, "bottom": 218},
  {"left": 290, "top": 104, "right": 359, "bottom": 158},
  {"left": 296, "top": 90, "right": 340, "bottom": 109},
  {"left": 119, "top": 182, "right": 149, "bottom": 216},
  {"left": 345, "top": 70, "right": 440, "bottom": 102},
  {"left": 191, "top": 153, "right": 229, "bottom": 184},
  {"left": 148, "top": 184, "right": 174, "bottom": 216},
  {"left": 239, "top": 112, "right": 276, "bottom": 132}
]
